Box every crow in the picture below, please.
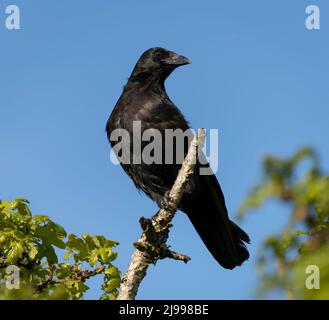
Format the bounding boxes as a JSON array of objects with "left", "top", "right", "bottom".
[{"left": 106, "top": 47, "right": 250, "bottom": 269}]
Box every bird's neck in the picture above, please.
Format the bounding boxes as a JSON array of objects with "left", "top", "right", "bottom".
[{"left": 126, "top": 68, "right": 172, "bottom": 93}]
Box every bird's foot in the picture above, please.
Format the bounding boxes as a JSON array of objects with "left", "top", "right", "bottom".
[{"left": 159, "top": 191, "right": 174, "bottom": 212}]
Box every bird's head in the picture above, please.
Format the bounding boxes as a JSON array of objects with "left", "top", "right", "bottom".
[{"left": 128, "top": 47, "right": 191, "bottom": 86}]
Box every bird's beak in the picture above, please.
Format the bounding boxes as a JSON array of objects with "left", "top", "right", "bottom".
[{"left": 163, "top": 53, "right": 191, "bottom": 66}]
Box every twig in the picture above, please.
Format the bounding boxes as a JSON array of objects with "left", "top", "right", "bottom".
[
  {"left": 35, "top": 265, "right": 106, "bottom": 293},
  {"left": 117, "top": 128, "right": 205, "bottom": 300},
  {"left": 0, "top": 254, "right": 106, "bottom": 293}
]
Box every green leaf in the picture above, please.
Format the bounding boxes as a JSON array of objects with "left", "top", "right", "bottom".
[
  {"left": 66, "top": 234, "right": 88, "bottom": 261},
  {"left": 7, "top": 242, "right": 24, "bottom": 264},
  {"left": 88, "top": 251, "right": 98, "bottom": 267},
  {"left": 105, "top": 278, "right": 120, "bottom": 293},
  {"left": 34, "top": 224, "right": 66, "bottom": 249},
  {"left": 63, "top": 251, "right": 71, "bottom": 261},
  {"left": 104, "top": 266, "right": 119, "bottom": 277},
  {"left": 296, "top": 230, "right": 311, "bottom": 236},
  {"left": 38, "top": 244, "right": 58, "bottom": 265},
  {"left": 28, "top": 244, "right": 38, "bottom": 260}
]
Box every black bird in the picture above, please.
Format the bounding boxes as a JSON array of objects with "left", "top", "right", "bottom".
[{"left": 106, "top": 47, "right": 250, "bottom": 269}]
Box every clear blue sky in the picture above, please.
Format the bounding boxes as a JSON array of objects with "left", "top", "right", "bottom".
[{"left": 1, "top": 0, "right": 329, "bottom": 299}]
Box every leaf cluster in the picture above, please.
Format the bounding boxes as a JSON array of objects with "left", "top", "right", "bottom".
[
  {"left": 238, "top": 147, "right": 329, "bottom": 299},
  {"left": 0, "top": 199, "right": 120, "bottom": 299}
]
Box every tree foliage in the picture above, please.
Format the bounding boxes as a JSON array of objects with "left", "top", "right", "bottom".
[
  {"left": 238, "top": 147, "right": 329, "bottom": 299},
  {"left": 0, "top": 198, "right": 120, "bottom": 299}
]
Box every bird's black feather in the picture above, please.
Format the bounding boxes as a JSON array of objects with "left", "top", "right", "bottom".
[{"left": 106, "top": 47, "right": 250, "bottom": 269}]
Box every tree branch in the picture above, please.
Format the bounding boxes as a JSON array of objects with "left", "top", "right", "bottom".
[
  {"left": 35, "top": 265, "right": 106, "bottom": 293},
  {"left": 0, "top": 256, "right": 106, "bottom": 294},
  {"left": 117, "top": 128, "right": 205, "bottom": 300}
]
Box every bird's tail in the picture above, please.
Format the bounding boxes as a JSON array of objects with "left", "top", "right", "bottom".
[
  {"left": 186, "top": 210, "right": 250, "bottom": 269},
  {"left": 182, "top": 176, "right": 250, "bottom": 269}
]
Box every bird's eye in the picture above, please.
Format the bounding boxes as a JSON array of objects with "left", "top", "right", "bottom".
[{"left": 154, "top": 51, "right": 163, "bottom": 62}]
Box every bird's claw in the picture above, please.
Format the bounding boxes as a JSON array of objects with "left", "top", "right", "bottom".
[{"left": 159, "top": 192, "right": 174, "bottom": 211}]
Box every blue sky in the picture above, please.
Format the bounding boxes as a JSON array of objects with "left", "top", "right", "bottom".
[{"left": 1, "top": 1, "right": 329, "bottom": 299}]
